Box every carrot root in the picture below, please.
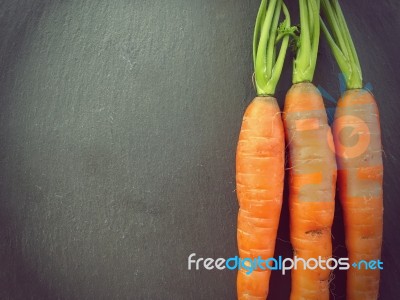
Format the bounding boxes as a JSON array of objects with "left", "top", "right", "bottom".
[
  {"left": 236, "top": 97, "right": 285, "bottom": 299},
  {"left": 333, "top": 89, "right": 383, "bottom": 300},
  {"left": 284, "top": 82, "right": 337, "bottom": 300}
]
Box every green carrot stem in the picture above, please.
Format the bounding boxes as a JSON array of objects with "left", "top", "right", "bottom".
[
  {"left": 253, "top": 0, "right": 267, "bottom": 70},
  {"left": 267, "top": 3, "right": 291, "bottom": 93},
  {"left": 293, "top": 0, "right": 320, "bottom": 84},
  {"left": 321, "top": 0, "right": 362, "bottom": 89},
  {"left": 253, "top": 0, "right": 291, "bottom": 96},
  {"left": 266, "top": 1, "right": 283, "bottom": 78},
  {"left": 321, "top": 0, "right": 348, "bottom": 57},
  {"left": 320, "top": 18, "right": 350, "bottom": 76},
  {"left": 307, "top": 0, "right": 315, "bottom": 43},
  {"left": 255, "top": 0, "right": 278, "bottom": 94}
]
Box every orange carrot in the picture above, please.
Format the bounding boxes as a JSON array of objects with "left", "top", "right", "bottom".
[
  {"left": 236, "top": 0, "right": 292, "bottom": 298},
  {"left": 321, "top": 1, "right": 384, "bottom": 298},
  {"left": 284, "top": 83, "right": 337, "bottom": 300},
  {"left": 236, "top": 97, "right": 285, "bottom": 299},
  {"left": 284, "top": 1, "right": 337, "bottom": 299},
  {"left": 333, "top": 90, "right": 383, "bottom": 300}
]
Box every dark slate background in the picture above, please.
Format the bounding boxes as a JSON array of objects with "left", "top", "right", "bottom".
[{"left": 0, "top": 0, "right": 399, "bottom": 299}]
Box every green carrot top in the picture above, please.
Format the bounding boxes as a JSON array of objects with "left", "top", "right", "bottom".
[
  {"left": 253, "top": 0, "right": 294, "bottom": 96},
  {"left": 320, "top": 0, "right": 363, "bottom": 89},
  {"left": 292, "top": 0, "right": 321, "bottom": 84}
]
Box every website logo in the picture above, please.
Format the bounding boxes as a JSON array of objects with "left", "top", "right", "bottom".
[{"left": 187, "top": 253, "right": 383, "bottom": 275}]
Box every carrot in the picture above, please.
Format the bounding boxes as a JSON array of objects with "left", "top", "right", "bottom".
[
  {"left": 283, "top": 1, "right": 337, "bottom": 299},
  {"left": 236, "top": 0, "right": 292, "bottom": 298},
  {"left": 321, "top": 1, "right": 384, "bottom": 299},
  {"left": 236, "top": 96, "right": 285, "bottom": 299}
]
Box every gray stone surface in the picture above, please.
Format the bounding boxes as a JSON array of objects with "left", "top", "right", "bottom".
[{"left": 0, "top": 0, "right": 399, "bottom": 299}]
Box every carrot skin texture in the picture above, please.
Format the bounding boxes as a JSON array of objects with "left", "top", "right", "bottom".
[
  {"left": 333, "top": 89, "right": 383, "bottom": 300},
  {"left": 236, "top": 97, "right": 285, "bottom": 299},
  {"left": 283, "top": 83, "right": 337, "bottom": 300}
]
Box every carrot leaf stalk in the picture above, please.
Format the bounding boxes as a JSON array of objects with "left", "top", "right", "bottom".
[
  {"left": 293, "top": 0, "right": 321, "bottom": 84},
  {"left": 320, "top": 0, "right": 362, "bottom": 89},
  {"left": 253, "top": 0, "right": 293, "bottom": 96}
]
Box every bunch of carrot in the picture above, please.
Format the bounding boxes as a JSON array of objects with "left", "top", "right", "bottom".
[{"left": 235, "top": 0, "right": 383, "bottom": 299}]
